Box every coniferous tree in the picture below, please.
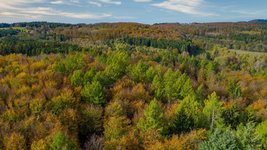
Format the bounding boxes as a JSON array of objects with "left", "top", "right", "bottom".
[
  {"left": 199, "top": 129, "right": 241, "bottom": 150},
  {"left": 81, "top": 81, "right": 105, "bottom": 105},
  {"left": 137, "top": 99, "right": 165, "bottom": 134},
  {"left": 128, "top": 60, "right": 149, "bottom": 82},
  {"left": 203, "top": 92, "right": 224, "bottom": 129},
  {"left": 152, "top": 75, "right": 164, "bottom": 100},
  {"left": 170, "top": 95, "right": 204, "bottom": 134},
  {"left": 50, "top": 132, "right": 76, "bottom": 150},
  {"left": 228, "top": 79, "right": 242, "bottom": 98},
  {"left": 256, "top": 120, "right": 267, "bottom": 149},
  {"left": 83, "top": 69, "right": 96, "bottom": 85},
  {"left": 70, "top": 70, "right": 83, "bottom": 86},
  {"left": 235, "top": 123, "right": 262, "bottom": 150}
]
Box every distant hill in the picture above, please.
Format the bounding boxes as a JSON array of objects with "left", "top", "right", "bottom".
[
  {"left": 249, "top": 19, "right": 267, "bottom": 23},
  {"left": 0, "top": 22, "right": 72, "bottom": 28}
]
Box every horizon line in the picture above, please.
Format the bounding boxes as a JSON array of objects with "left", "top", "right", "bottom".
[{"left": 1, "top": 19, "right": 267, "bottom": 25}]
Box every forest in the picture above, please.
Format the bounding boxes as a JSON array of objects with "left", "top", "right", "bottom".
[{"left": 0, "top": 22, "right": 266, "bottom": 150}]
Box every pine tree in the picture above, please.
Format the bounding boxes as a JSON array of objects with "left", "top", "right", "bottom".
[
  {"left": 81, "top": 81, "right": 105, "bottom": 105},
  {"left": 179, "top": 77, "right": 194, "bottom": 99},
  {"left": 145, "top": 66, "right": 157, "bottom": 82},
  {"left": 50, "top": 132, "right": 76, "bottom": 150},
  {"left": 228, "top": 79, "right": 242, "bottom": 98},
  {"left": 128, "top": 60, "right": 148, "bottom": 82},
  {"left": 70, "top": 70, "right": 83, "bottom": 86},
  {"left": 256, "top": 120, "right": 267, "bottom": 149},
  {"left": 104, "top": 50, "right": 129, "bottom": 84},
  {"left": 203, "top": 92, "right": 224, "bottom": 129},
  {"left": 235, "top": 123, "right": 262, "bottom": 150},
  {"left": 152, "top": 75, "right": 164, "bottom": 100},
  {"left": 196, "top": 84, "right": 205, "bottom": 104},
  {"left": 83, "top": 69, "right": 96, "bottom": 85},
  {"left": 199, "top": 129, "right": 241, "bottom": 150},
  {"left": 170, "top": 95, "right": 204, "bottom": 134},
  {"left": 137, "top": 99, "right": 165, "bottom": 133}
]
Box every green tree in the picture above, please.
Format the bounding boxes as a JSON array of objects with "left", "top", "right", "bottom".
[
  {"left": 151, "top": 75, "right": 164, "bottom": 100},
  {"left": 50, "top": 132, "right": 76, "bottom": 150},
  {"left": 53, "top": 61, "right": 66, "bottom": 73},
  {"left": 137, "top": 99, "right": 165, "bottom": 134},
  {"left": 235, "top": 123, "right": 262, "bottom": 150},
  {"left": 152, "top": 69, "right": 194, "bottom": 102},
  {"left": 83, "top": 69, "right": 96, "bottom": 85},
  {"left": 145, "top": 66, "right": 157, "bottom": 82},
  {"left": 222, "top": 104, "right": 241, "bottom": 128},
  {"left": 196, "top": 84, "right": 205, "bottom": 104},
  {"left": 65, "top": 53, "right": 85, "bottom": 72},
  {"left": 199, "top": 128, "right": 241, "bottom": 150},
  {"left": 228, "top": 79, "right": 242, "bottom": 98},
  {"left": 81, "top": 81, "right": 105, "bottom": 105},
  {"left": 104, "top": 50, "right": 129, "bottom": 84},
  {"left": 179, "top": 77, "right": 194, "bottom": 99},
  {"left": 49, "top": 89, "right": 76, "bottom": 115},
  {"left": 203, "top": 92, "right": 223, "bottom": 129},
  {"left": 128, "top": 60, "right": 149, "bottom": 82},
  {"left": 70, "top": 70, "right": 83, "bottom": 86},
  {"left": 170, "top": 95, "right": 204, "bottom": 134},
  {"left": 256, "top": 120, "right": 267, "bottom": 149},
  {"left": 163, "top": 69, "right": 180, "bottom": 101}
]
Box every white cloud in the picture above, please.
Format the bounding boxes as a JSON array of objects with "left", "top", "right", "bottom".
[
  {"left": 88, "top": 1, "right": 102, "bottom": 7},
  {"left": 0, "top": 0, "right": 112, "bottom": 20},
  {"left": 0, "top": 11, "right": 41, "bottom": 19},
  {"left": 134, "top": 0, "right": 152, "bottom": 2},
  {"left": 21, "top": 7, "right": 111, "bottom": 19},
  {"left": 87, "top": 0, "right": 122, "bottom": 7},
  {"left": 112, "top": 16, "right": 136, "bottom": 19},
  {"left": 70, "top": 0, "right": 80, "bottom": 3},
  {"left": 50, "top": 1, "right": 64, "bottom": 4},
  {"left": 152, "top": 0, "right": 214, "bottom": 16},
  {"left": 97, "top": 0, "right": 121, "bottom": 5}
]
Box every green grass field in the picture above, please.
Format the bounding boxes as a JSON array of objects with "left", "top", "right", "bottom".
[
  {"left": 230, "top": 49, "right": 267, "bottom": 56},
  {"left": 0, "top": 27, "right": 28, "bottom": 32}
]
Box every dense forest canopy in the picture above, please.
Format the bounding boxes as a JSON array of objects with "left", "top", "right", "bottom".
[{"left": 0, "top": 21, "right": 266, "bottom": 150}]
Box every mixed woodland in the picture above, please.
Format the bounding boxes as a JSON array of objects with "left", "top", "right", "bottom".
[{"left": 0, "top": 22, "right": 266, "bottom": 150}]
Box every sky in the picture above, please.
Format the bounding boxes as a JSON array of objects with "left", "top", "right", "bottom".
[{"left": 0, "top": 0, "right": 267, "bottom": 24}]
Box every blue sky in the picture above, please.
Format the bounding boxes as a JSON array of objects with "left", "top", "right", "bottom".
[{"left": 0, "top": 0, "right": 267, "bottom": 24}]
